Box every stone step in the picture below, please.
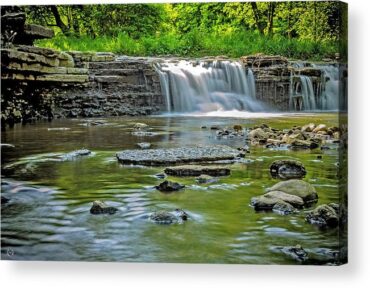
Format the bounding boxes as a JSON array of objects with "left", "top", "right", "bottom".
[
  {"left": 88, "top": 61, "right": 151, "bottom": 70},
  {"left": 93, "top": 75, "right": 144, "bottom": 83},
  {"left": 6, "top": 62, "right": 88, "bottom": 74},
  {"left": 2, "top": 72, "right": 88, "bottom": 82},
  {"left": 90, "top": 68, "right": 141, "bottom": 76},
  {"left": 2, "top": 49, "right": 60, "bottom": 67}
]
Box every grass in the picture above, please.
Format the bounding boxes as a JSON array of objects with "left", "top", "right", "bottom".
[{"left": 36, "top": 30, "right": 339, "bottom": 61}]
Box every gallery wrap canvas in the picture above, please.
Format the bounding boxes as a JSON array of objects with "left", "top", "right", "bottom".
[{"left": 1, "top": 1, "right": 347, "bottom": 265}]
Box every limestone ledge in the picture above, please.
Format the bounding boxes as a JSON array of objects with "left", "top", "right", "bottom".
[{"left": 2, "top": 73, "right": 89, "bottom": 83}]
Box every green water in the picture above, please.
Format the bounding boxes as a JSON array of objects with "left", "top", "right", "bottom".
[{"left": 1, "top": 113, "right": 344, "bottom": 264}]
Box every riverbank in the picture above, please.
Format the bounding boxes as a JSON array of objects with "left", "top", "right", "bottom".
[{"left": 36, "top": 31, "right": 340, "bottom": 62}]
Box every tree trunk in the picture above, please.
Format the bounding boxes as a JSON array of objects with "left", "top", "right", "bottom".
[
  {"left": 267, "top": 2, "right": 276, "bottom": 37},
  {"left": 250, "top": 2, "right": 265, "bottom": 35},
  {"left": 49, "top": 6, "right": 69, "bottom": 34}
]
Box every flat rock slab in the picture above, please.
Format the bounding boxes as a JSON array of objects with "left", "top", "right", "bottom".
[
  {"left": 116, "top": 145, "right": 241, "bottom": 166},
  {"left": 165, "top": 165, "right": 230, "bottom": 177}
]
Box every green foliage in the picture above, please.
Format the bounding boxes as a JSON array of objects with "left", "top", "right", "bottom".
[{"left": 29, "top": 2, "right": 345, "bottom": 60}]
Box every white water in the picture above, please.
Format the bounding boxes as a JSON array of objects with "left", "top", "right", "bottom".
[
  {"left": 299, "top": 75, "right": 317, "bottom": 110},
  {"left": 155, "top": 60, "right": 266, "bottom": 113},
  {"left": 316, "top": 65, "right": 340, "bottom": 110}
]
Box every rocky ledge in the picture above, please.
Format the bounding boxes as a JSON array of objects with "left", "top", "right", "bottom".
[{"left": 116, "top": 145, "right": 242, "bottom": 166}]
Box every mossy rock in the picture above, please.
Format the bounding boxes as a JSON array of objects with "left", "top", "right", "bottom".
[{"left": 266, "top": 179, "right": 318, "bottom": 205}]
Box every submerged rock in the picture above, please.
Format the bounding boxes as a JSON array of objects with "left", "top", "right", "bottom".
[
  {"left": 116, "top": 145, "right": 241, "bottom": 166},
  {"left": 137, "top": 142, "right": 151, "bottom": 149},
  {"left": 305, "top": 203, "right": 345, "bottom": 228},
  {"left": 272, "top": 201, "right": 296, "bottom": 215},
  {"left": 279, "top": 245, "right": 309, "bottom": 262},
  {"left": 196, "top": 174, "right": 219, "bottom": 184},
  {"left": 149, "top": 209, "right": 188, "bottom": 224},
  {"left": 133, "top": 123, "right": 149, "bottom": 131},
  {"left": 266, "top": 179, "right": 318, "bottom": 205},
  {"left": 90, "top": 200, "right": 118, "bottom": 215},
  {"left": 154, "top": 173, "right": 166, "bottom": 179},
  {"left": 155, "top": 180, "right": 185, "bottom": 192},
  {"left": 62, "top": 149, "right": 91, "bottom": 160},
  {"left": 270, "top": 159, "right": 306, "bottom": 179},
  {"left": 164, "top": 165, "right": 230, "bottom": 177}
]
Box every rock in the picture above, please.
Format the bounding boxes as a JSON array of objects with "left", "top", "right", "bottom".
[
  {"left": 269, "top": 159, "right": 306, "bottom": 179},
  {"left": 305, "top": 204, "right": 340, "bottom": 228},
  {"left": 61, "top": 149, "right": 91, "bottom": 160},
  {"left": 290, "top": 139, "right": 319, "bottom": 150},
  {"left": 312, "top": 124, "right": 327, "bottom": 133},
  {"left": 90, "top": 200, "right": 118, "bottom": 215},
  {"left": 155, "top": 180, "right": 185, "bottom": 192},
  {"left": 131, "top": 131, "right": 155, "bottom": 137},
  {"left": 196, "top": 174, "right": 219, "bottom": 184},
  {"left": 250, "top": 195, "right": 282, "bottom": 211},
  {"left": 266, "top": 179, "right": 318, "bottom": 205},
  {"left": 137, "top": 142, "right": 151, "bottom": 149},
  {"left": 164, "top": 165, "right": 230, "bottom": 177},
  {"left": 280, "top": 245, "right": 309, "bottom": 262},
  {"left": 210, "top": 125, "right": 221, "bottom": 130},
  {"left": 1, "top": 196, "right": 10, "bottom": 204},
  {"left": 248, "top": 128, "right": 268, "bottom": 140},
  {"left": 116, "top": 145, "right": 241, "bottom": 166},
  {"left": 264, "top": 190, "right": 304, "bottom": 208},
  {"left": 233, "top": 124, "right": 243, "bottom": 131},
  {"left": 238, "top": 145, "right": 250, "bottom": 153},
  {"left": 333, "top": 131, "right": 341, "bottom": 139},
  {"left": 133, "top": 123, "right": 149, "bottom": 131},
  {"left": 301, "top": 123, "right": 316, "bottom": 132},
  {"left": 149, "top": 209, "right": 188, "bottom": 224},
  {"left": 272, "top": 201, "right": 296, "bottom": 215}
]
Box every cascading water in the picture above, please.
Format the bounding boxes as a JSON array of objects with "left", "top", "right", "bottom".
[
  {"left": 299, "top": 75, "right": 316, "bottom": 110},
  {"left": 155, "top": 60, "right": 265, "bottom": 113},
  {"left": 315, "top": 64, "right": 340, "bottom": 110},
  {"left": 290, "top": 63, "right": 342, "bottom": 111}
]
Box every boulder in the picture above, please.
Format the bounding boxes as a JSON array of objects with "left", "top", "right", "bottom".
[
  {"left": 137, "top": 142, "right": 151, "bottom": 149},
  {"left": 266, "top": 179, "right": 318, "bottom": 205},
  {"left": 251, "top": 195, "right": 282, "bottom": 211},
  {"left": 264, "top": 190, "right": 304, "bottom": 208},
  {"left": 90, "top": 200, "right": 118, "bottom": 215},
  {"left": 248, "top": 128, "right": 268, "bottom": 140},
  {"left": 305, "top": 204, "right": 341, "bottom": 228},
  {"left": 312, "top": 124, "right": 327, "bottom": 133},
  {"left": 164, "top": 165, "right": 230, "bottom": 177},
  {"left": 155, "top": 180, "right": 185, "bottom": 192},
  {"left": 149, "top": 209, "right": 188, "bottom": 224},
  {"left": 301, "top": 123, "right": 316, "bottom": 132},
  {"left": 270, "top": 159, "right": 306, "bottom": 179}
]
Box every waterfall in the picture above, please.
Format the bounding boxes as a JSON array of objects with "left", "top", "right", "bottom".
[
  {"left": 299, "top": 75, "right": 316, "bottom": 110},
  {"left": 318, "top": 65, "right": 340, "bottom": 110},
  {"left": 155, "top": 60, "right": 265, "bottom": 113}
]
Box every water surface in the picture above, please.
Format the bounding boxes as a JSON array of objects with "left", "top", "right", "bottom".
[{"left": 1, "top": 113, "right": 343, "bottom": 264}]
